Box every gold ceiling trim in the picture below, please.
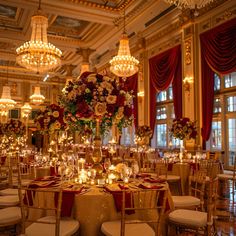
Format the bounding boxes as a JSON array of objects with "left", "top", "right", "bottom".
[{"left": 63, "top": 0, "right": 135, "bottom": 12}]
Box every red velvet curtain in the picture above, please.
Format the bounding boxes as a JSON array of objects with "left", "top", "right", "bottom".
[
  {"left": 200, "top": 18, "right": 236, "bottom": 147},
  {"left": 149, "top": 45, "right": 182, "bottom": 134},
  {"left": 123, "top": 73, "right": 138, "bottom": 128}
]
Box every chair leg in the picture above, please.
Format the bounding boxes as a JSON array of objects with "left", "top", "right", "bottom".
[{"left": 178, "top": 180, "right": 182, "bottom": 196}]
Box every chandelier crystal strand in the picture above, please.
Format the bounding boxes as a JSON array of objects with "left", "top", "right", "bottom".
[
  {"left": 16, "top": 3, "right": 62, "bottom": 73},
  {"left": 0, "top": 85, "right": 16, "bottom": 110},
  {"left": 165, "top": 0, "right": 215, "bottom": 9},
  {"left": 30, "top": 86, "right": 45, "bottom": 105},
  {"left": 109, "top": 1, "right": 139, "bottom": 78}
]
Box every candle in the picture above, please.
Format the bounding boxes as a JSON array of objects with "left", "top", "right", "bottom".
[
  {"left": 78, "top": 158, "right": 85, "bottom": 170},
  {"left": 109, "top": 165, "right": 116, "bottom": 171}
]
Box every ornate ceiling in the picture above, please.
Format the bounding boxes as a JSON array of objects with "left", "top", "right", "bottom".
[
  {"left": 0, "top": 0, "right": 232, "bottom": 83},
  {"left": 0, "top": 0, "right": 174, "bottom": 81}
]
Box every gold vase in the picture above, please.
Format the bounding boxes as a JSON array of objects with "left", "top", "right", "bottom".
[{"left": 92, "top": 119, "right": 103, "bottom": 177}]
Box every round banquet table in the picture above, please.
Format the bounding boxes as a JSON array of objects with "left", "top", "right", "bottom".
[
  {"left": 73, "top": 184, "right": 173, "bottom": 236},
  {"left": 27, "top": 182, "right": 173, "bottom": 236}
]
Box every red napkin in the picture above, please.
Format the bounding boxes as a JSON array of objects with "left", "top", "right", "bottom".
[
  {"left": 138, "top": 183, "right": 162, "bottom": 189},
  {"left": 189, "top": 163, "right": 199, "bottom": 172},
  {"left": 136, "top": 173, "right": 151, "bottom": 178},
  {"left": 167, "top": 163, "right": 174, "bottom": 171},
  {"left": 50, "top": 166, "right": 59, "bottom": 176},
  {"left": 55, "top": 187, "right": 84, "bottom": 217},
  {"left": 0, "top": 156, "right": 6, "bottom": 165},
  {"left": 144, "top": 178, "right": 166, "bottom": 183},
  {"left": 104, "top": 185, "right": 134, "bottom": 215}
]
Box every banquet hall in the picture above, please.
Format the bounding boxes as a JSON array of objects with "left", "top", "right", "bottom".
[{"left": 0, "top": 0, "right": 235, "bottom": 235}]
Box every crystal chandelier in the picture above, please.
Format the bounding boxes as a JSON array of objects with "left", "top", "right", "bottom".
[
  {"left": 0, "top": 85, "right": 16, "bottom": 110},
  {"left": 16, "top": 0, "right": 62, "bottom": 73},
  {"left": 30, "top": 86, "right": 45, "bottom": 105},
  {"left": 110, "top": 3, "right": 139, "bottom": 78},
  {"left": 21, "top": 102, "right": 32, "bottom": 118},
  {"left": 165, "top": 0, "right": 215, "bottom": 9}
]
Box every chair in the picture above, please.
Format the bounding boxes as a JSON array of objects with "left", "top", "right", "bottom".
[
  {"left": 172, "top": 171, "right": 206, "bottom": 211},
  {"left": 101, "top": 186, "right": 168, "bottom": 236},
  {"left": 155, "top": 159, "right": 182, "bottom": 195},
  {"left": 17, "top": 163, "right": 79, "bottom": 236},
  {"left": 18, "top": 185, "right": 80, "bottom": 236},
  {"left": 217, "top": 156, "right": 236, "bottom": 206},
  {"left": 168, "top": 177, "right": 218, "bottom": 236}
]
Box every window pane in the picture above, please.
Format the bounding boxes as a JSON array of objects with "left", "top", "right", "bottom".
[
  {"left": 228, "top": 118, "right": 236, "bottom": 166},
  {"left": 211, "top": 121, "right": 221, "bottom": 149},
  {"left": 156, "top": 107, "right": 167, "bottom": 120},
  {"left": 157, "top": 91, "right": 167, "bottom": 102},
  {"left": 213, "top": 98, "right": 221, "bottom": 113},
  {"left": 156, "top": 124, "right": 167, "bottom": 147},
  {"left": 227, "top": 96, "right": 236, "bottom": 112},
  {"left": 168, "top": 86, "right": 173, "bottom": 100},
  {"left": 214, "top": 74, "right": 220, "bottom": 91},
  {"left": 225, "top": 72, "right": 236, "bottom": 88}
]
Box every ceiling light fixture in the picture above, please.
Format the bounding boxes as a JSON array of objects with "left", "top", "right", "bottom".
[
  {"left": 0, "top": 85, "right": 16, "bottom": 110},
  {"left": 109, "top": 1, "right": 139, "bottom": 79},
  {"left": 21, "top": 102, "right": 32, "bottom": 118},
  {"left": 16, "top": 0, "right": 62, "bottom": 73},
  {"left": 30, "top": 86, "right": 45, "bottom": 105}
]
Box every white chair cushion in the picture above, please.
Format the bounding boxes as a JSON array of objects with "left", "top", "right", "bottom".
[
  {"left": 160, "top": 175, "right": 180, "bottom": 181},
  {"left": 217, "top": 173, "right": 235, "bottom": 180},
  {"left": 223, "top": 170, "right": 234, "bottom": 175},
  {"left": 0, "top": 188, "right": 19, "bottom": 196},
  {"left": 26, "top": 216, "right": 79, "bottom": 236},
  {"left": 0, "top": 207, "right": 21, "bottom": 225},
  {"left": 172, "top": 196, "right": 200, "bottom": 208},
  {"left": 101, "top": 220, "right": 155, "bottom": 236},
  {"left": 169, "top": 209, "right": 207, "bottom": 227},
  {"left": 0, "top": 195, "right": 19, "bottom": 206}
]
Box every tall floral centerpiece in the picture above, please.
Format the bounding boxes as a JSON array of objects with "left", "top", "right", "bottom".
[
  {"left": 1, "top": 119, "right": 26, "bottom": 155},
  {"left": 34, "top": 104, "right": 67, "bottom": 154},
  {"left": 170, "top": 117, "right": 197, "bottom": 155},
  {"left": 135, "top": 125, "right": 152, "bottom": 147},
  {"left": 59, "top": 72, "right": 134, "bottom": 174}
]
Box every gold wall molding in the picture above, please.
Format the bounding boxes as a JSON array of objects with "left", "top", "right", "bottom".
[{"left": 184, "top": 39, "right": 191, "bottom": 65}]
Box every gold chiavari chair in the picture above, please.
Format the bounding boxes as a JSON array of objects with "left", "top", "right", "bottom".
[
  {"left": 18, "top": 168, "right": 80, "bottom": 236},
  {"left": 172, "top": 171, "right": 206, "bottom": 211},
  {"left": 101, "top": 186, "right": 168, "bottom": 236},
  {"left": 155, "top": 159, "right": 182, "bottom": 195},
  {"left": 168, "top": 177, "right": 218, "bottom": 236}
]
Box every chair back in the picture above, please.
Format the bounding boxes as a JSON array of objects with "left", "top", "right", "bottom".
[
  {"left": 188, "top": 171, "right": 206, "bottom": 211},
  {"left": 18, "top": 165, "right": 63, "bottom": 236},
  {"left": 120, "top": 186, "right": 168, "bottom": 236}
]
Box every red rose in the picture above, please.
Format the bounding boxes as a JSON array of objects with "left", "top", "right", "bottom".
[{"left": 107, "top": 104, "right": 116, "bottom": 115}]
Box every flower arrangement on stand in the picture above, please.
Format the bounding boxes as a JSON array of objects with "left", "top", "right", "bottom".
[
  {"left": 2, "top": 119, "right": 26, "bottom": 152},
  {"left": 59, "top": 72, "right": 134, "bottom": 135},
  {"left": 135, "top": 125, "right": 153, "bottom": 147},
  {"left": 170, "top": 117, "right": 197, "bottom": 159},
  {"left": 59, "top": 72, "right": 134, "bottom": 177},
  {"left": 34, "top": 104, "right": 67, "bottom": 134},
  {"left": 170, "top": 117, "right": 197, "bottom": 140},
  {"left": 34, "top": 104, "right": 67, "bottom": 155}
]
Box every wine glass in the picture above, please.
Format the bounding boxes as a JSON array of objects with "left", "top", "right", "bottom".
[
  {"left": 120, "top": 165, "right": 132, "bottom": 184},
  {"left": 131, "top": 160, "right": 139, "bottom": 179},
  {"left": 104, "top": 158, "right": 111, "bottom": 173}
]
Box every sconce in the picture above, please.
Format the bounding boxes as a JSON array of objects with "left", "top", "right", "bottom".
[
  {"left": 137, "top": 91, "right": 144, "bottom": 103},
  {"left": 183, "top": 77, "right": 194, "bottom": 94}
]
